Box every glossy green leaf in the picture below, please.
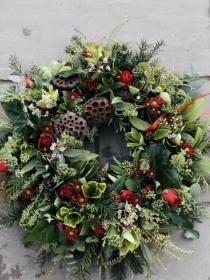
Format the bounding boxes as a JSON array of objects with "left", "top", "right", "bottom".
[
  {"left": 125, "top": 178, "right": 137, "bottom": 190},
  {"left": 21, "top": 158, "right": 38, "bottom": 173},
  {"left": 128, "top": 116, "right": 150, "bottom": 131},
  {"left": 153, "top": 128, "right": 171, "bottom": 140},
  {"left": 193, "top": 155, "right": 210, "bottom": 174},
  {"left": 181, "top": 98, "right": 204, "bottom": 121}
]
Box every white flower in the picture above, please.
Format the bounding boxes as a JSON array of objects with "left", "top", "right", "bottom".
[
  {"left": 59, "top": 147, "right": 66, "bottom": 152},
  {"left": 136, "top": 96, "right": 140, "bottom": 100},
  {"left": 106, "top": 65, "right": 111, "bottom": 71},
  {"left": 97, "top": 69, "right": 102, "bottom": 73},
  {"left": 50, "top": 143, "right": 56, "bottom": 151},
  {"left": 103, "top": 57, "right": 108, "bottom": 64}
]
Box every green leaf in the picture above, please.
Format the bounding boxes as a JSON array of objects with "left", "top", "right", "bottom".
[
  {"left": 109, "top": 165, "right": 126, "bottom": 175},
  {"left": 149, "top": 144, "right": 180, "bottom": 189},
  {"left": 54, "top": 196, "right": 62, "bottom": 208},
  {"left": 52, "top": 254, "right": 64, "bottom": 262},
  {"left": 129, "top": 86, "right": 140, "bottom": 95},
  {"left": 102, "top": 78, "right": 112, "bottom": 88},
  {"left": 21, "top": 158, "right": 38, "bottom": 173},
  {"left": 114, "top": 102, "right": 133, "bottom": 111},
  {"left": 123, "top": 230, "right": 135, "bottom": 243},
  {"left": 104, "top": 175, "right": 126, "bottom": 198},
  {"left": 1, "top": 101, "right": 27, "bottom": 124},
  {"left": 125, "top": 178, "right": 137, "bottom": 190},
  {"left": 172, "top": 213, "right": 193, "bottom": 229},
  {"left": 193, "top": 155, "right": 210, "bottom": 174},
  {"left": 153, "top": 128, "right": 171, "bottom": 140},
  {"left": 184, "top": 229, "right": 200, "bottom": 239},
  {"left": 192, "top": 127, "right": 203, "bottom": 148},
  {"left": 140, "top": 243, "right": 153, "bottom": 267},
  {"left": 112, "top": 97, "right": 123, "bottom": 104},
  {"left": 159, "top": 224, "right": 174, "bottom": 233},
  {"left": 62, "top": 67, "right": 83, "bottom": 78},
  {"left": 74, "top": 238, "right": 85, "bottom": 252},
  {"left": 128, "top": 117, "right": 150, "bottom": 131},
  {"left": 63, "top": 149, "right": 82, "bottom": 158},
  {"left": 24, "top": 220, "right": 56, "bottom": 243},
  {"left": 142, "top": 222, "right": 156, "bottom": 230},
  {"left": 181, "top": 98, "right": 204, "bottom": 121},
  {"left": 190, "top": 183, "right": 201, "bottom": 197}
]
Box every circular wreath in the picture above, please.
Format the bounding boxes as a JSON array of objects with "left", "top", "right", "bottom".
[{"left": 0, "top": 30, "right": 210, "bottom": 280}]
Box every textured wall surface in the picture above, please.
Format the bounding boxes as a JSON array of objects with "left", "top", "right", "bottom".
[
  {"left": 1, "top": 1, "right": 210, "bottom": 280},
  {"left": 0, "top": 0, "right": 210, "bottom": 79}
]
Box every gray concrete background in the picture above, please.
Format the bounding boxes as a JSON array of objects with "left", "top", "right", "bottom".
[{"left": 1, "top": 1, "right": 210, "bottom": 279}]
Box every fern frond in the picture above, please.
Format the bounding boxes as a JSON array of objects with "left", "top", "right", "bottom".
[
  {"left": 95, "top": 200, "right": 117, "bottom": 218},
  {"left": 0, "top": 205, "right": 23, "bottom": 228},
  {"left": 110, "top": 259, "right": 127, "bottom": 280},
  {"left": 8, "top": 55, "right": 22, "bottom": 76},
  {"left": 29, "top": 63, "right": 42, "bottom": 78}
]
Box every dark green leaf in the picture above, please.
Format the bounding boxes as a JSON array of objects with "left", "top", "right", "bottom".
[
  {"left": 184, "top": 229, "right": 200, "bottom": 239},
  {"left": 149, "top": 144, "right": 181, "bottom": 189}
]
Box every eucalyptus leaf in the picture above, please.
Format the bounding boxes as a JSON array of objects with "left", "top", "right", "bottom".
[
  {"left": 184, "top": 229, "right": 200, "bottom": 239},
  {"left": 190, "top": 183, "right": 201, "bottom": 197}
]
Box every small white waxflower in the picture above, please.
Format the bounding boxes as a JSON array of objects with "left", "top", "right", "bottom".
[
  {"left": 59, "top": 147, "right": 66, "bottom": 152},
  {"left": 50, "top": 143, "right": 56, "bottom": 151},
  {"left": 103, "top": 57, "right": 108, "bottom": 64},
  {"left": 136, "top": 96, "right": 140, "bottom": 100},
  {"left": 106, "top": 65, "right": 111, "bottom": 71}
]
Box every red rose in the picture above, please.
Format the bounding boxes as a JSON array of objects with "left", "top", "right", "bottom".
[
  {"left": 23, "top": 74, "right": 34, "bottom": 89},
  {"left": 84, "top": 80, "right": 97, "bottom": 91},
  {"left": 162, "top": 189, "right": 181, "bottom": 207},
  {"left": 116, "top": 70, "right": 133, "bottom": 91},
  {"left": 21, "top": 187, "right": 35, "bottom": 199},
  {"left": 0, "top": 159, "right": 8, "bottom": 173},
  {"left": 67, "top": 92, "right": 81, "bottom": 102},
  {"left": 37, "top": 132, "right": 54, "bottom": 152},
  {"left": 59, "top": 184, "right": 74, "bottom": 198},
  {"left": 92, "top": 223, "right": 105, "bottom": 238},
  {"left": 120, "top": 190, "right": 134, "bottom": 203}
]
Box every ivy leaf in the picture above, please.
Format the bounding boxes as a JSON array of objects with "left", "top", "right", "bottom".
[
  {"left": 149, "top": 144, "right": 180, "bottom": 189},
  {"left": 1, "top": 101, "right": 27, "bottom": 124},
  {"left": 128, "top": 117, "right": 150, "bottom": 131}
]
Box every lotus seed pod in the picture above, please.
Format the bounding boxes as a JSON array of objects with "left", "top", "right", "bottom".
[
  {"left": 54, "top": 112, "right": 87, "bottom": 140},
  {"left": 83, "top": 97, "right": 112, "bottom": 125}
]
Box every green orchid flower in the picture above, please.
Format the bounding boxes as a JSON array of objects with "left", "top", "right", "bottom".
[
  {"left": 36, "top": 85, "right": 58, "bottom": 108},
  {"left": 81, "top": 181, "right": 106, "bottom": 198}
]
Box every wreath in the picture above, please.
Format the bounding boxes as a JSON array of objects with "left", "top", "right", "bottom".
[{"left": 0, "top": 25, "right": 210, "bottom": 280}]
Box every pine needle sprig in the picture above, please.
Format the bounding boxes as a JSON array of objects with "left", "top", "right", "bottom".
[
  {"left": 0, "top": 205, "right": 23, "bottom": 228},
  {"left": 9, "top": 55, "right": 22, "bottom": 76},
  {"left": 125, "top": 252, "right": 144, "bottom": 275},
  {"left": 72, "top": 243, "right": 97, "bottom": 280},
  {"left": 110, "top": 259, "right": 127, "bottom": 280},
  {"left": 133, "top": 39, "right": 165, "bottom": 63},
  {"left": 29, "top": 63, "right": 43, "bottom": 78},
  {"left": 71, "top": 36, "right": 83, "bottom": 48}
]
